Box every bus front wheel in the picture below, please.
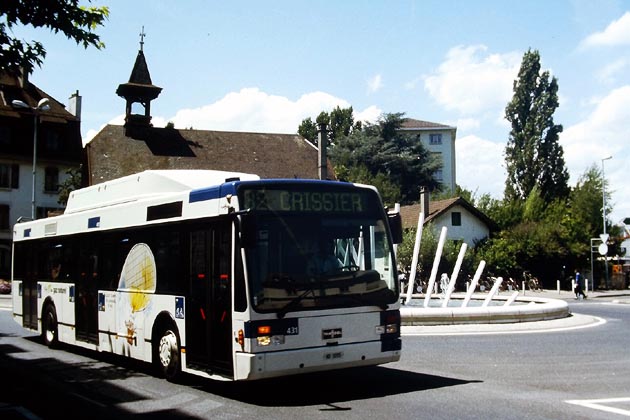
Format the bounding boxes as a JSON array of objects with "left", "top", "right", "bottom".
[
  {"left": 42, "top": 305, "right": 59, "bottom": 348},
  {"left": 156, "top": 329, "right": 181, "bottom": 382}
]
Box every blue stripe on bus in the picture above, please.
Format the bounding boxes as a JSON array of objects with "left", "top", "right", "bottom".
[
  {"left": 189, "top": 186, "right": 221, "bottom": 203},
  {"left": 189, "top": 183, "right": 239, "bottom": 203},
  {"left": 188, "top": 179, "right": 351, "bottom": 203}
]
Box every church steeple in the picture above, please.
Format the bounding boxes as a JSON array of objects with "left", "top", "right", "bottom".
[{"left": 116, "top": 27, "right": 162, "bottom": 138}]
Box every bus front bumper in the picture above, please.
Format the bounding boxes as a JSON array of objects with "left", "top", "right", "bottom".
[{"left": 234, "top": 340, "right": 401, "bottom": 381}]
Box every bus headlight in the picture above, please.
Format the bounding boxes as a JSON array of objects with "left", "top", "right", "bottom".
[
  {"left": 377, "top": 310, "right": 401, "bottom": 335},
  {"left": 376, "top": 324, "right": 398, "bottom": 334},
  {"left": 385, "top": 323, "right": 398, "bottom": 334}
]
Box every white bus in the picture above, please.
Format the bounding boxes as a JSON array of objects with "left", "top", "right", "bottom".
[{"left": 11, "top": 170, "right": 402, "bottom": 382}]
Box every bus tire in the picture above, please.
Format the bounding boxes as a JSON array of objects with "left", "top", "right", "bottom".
[
  {"left": 155, "top": 328, "right": 181, "bottom": 382},
  {"left": 42, "top": 304, "right": 59, "bottom": 348}
]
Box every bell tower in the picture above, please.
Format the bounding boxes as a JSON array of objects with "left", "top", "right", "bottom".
[{"left": 116, "top": 27, "right": 162, "bottom": 138}]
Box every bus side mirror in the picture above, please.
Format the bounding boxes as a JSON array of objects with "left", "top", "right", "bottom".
[{"left": 387, "top": 212, "right": 403, "bottom": 244}]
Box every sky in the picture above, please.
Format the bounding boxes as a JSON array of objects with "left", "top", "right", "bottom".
[{"left": 10, "top": 0, "right": 630, "bottom": 226}]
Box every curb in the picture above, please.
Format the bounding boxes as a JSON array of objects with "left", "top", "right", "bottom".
[{"left": 400, "top": 294, "right": 569, "bottom": 326}]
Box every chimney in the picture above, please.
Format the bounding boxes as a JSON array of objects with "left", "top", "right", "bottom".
[
  {"left": 18, "top": 66, "right": 29, "bottom": 88},
  {"left": 68, "top": 90, "right": 82, "bottom": 120},
  {"left": 420, "top": 186, "right": 429, "bottom": 217},
  {"left": 317, "top": 122, "right": 328, "bottom": 180}
]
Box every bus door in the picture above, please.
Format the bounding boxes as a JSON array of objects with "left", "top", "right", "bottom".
[
  {"left": 75, "top": 242, "right": 99, "bottom": 344},
  {"left": 17, "top": 243, "right": 38, "bottom": 330},
  {"left": 186, "top": 223, "right": 233, "bottom": 375}
]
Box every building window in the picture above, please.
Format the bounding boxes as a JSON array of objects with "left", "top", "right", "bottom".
[
  {"left": 0, "top": 204, "right": 9, "bottom": 230},
  {"left": 0, "top": 243, "right": 10, "bottom": 278},
  {"left": 433, "top": 169, "right": 443, "bottom": 182},
  {"left": 0, "top": 164, "right": 19, "bottom": 189},
  {"left": 0, "top": 127, "right": 10, "bottom": 146},
  {"left": 451, "top": 212, "right": 462, "bottom": 226},
  {"left": 45, "top": 131, "right": 61, "bottom": 152},
  {"left": 429, "top": 133, "right": 442, "bottom": 145},
  {"left": 44, "top": 167, "right": 59, "bottom": 193}
]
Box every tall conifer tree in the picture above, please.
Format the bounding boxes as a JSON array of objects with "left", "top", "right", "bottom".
[{"left": 504, "top": 49, "right": 569, "bottom": 203}]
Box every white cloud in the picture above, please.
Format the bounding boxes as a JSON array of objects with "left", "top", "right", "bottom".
[
  {"left": 168, "top": 88, "right": 351, "bottom": 134},
  {"left": 85, "top": 88, "right": 381, "bottom": 142},
  {"left": 581, "top": 11, "right": 630, "bottom": 49},
  {"left": 423, "top": 45, "right": 521, "bottom": 115},
  {"left": 367, "top": 74, "right": 383, "bottom": 93},
  {"left": 596, "top": 58, "right": 628, "bottom": 84},
  {"left": 560, "top": 85, "right": 630, "bottom": 222},
  {"left": 455, "top": 134, "right": 506, "bottom": 199},
  {"left": 354, "top": 105, "right": 382, "bottom": 125},
  {"left": 455, "top": 118, "right": 480, "bottom": 133}
]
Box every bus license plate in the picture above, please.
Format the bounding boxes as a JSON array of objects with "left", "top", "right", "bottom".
[{"left": 325, "top": 351, "right": 344, "bottom": 360}]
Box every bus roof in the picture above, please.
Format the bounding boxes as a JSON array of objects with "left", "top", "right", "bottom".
[{"left": 65, "top": 170, "right": 260, "bottom": 214}]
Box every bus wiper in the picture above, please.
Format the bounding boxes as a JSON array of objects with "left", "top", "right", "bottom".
[{"left": 277, "top": 286, "right": 317, "bottom": 319}]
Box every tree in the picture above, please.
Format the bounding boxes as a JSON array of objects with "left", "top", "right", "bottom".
[
  {"left": 298, "top": 106, "right": 360, "bottom": 146},
  {"left": 334, "top": 163, "right": 401, "bottom": 206},
  {"left": 297, "top": 117, "right": 318, "bottom": 144},
  {"left": 57, "top": 167, "right": 82, "bottom": 206},
  {"left": 330, "top": 113, "right": 441, "bottom": 204},
  {"left": 504, "top": 49, "right": 569, "bottom": 203},
  {"left": 0, "top": 0, "right": 109, "bottom": 75}
]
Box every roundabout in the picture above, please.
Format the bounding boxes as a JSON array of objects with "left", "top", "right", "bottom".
[{"left": 400, "top": 293, "right": 570, "bottom": 326}]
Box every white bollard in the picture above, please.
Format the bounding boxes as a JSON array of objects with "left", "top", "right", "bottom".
[
  {"left": 504, "top": 291, "right": 519, "bottom": 306},
  {"left": 424, "top": 226, "right": 448, "bottom": 308},
  {"left": 557, "top": 280, "right": 560, "bottom": 294},
  {"left": 393, "top": 203, "right": 400, "bottom": 257},
  {"left": 404, "top": 212, "right": 424, "bottom": 305},
  {"left": 442, "top": 243, "right": 467, "bottom": 307},
  {"left": 463, "top": 260, "right": 485, "bottom": 307},
  {"left": 482, "top": 277, "right": 503, "bottom": 307}
]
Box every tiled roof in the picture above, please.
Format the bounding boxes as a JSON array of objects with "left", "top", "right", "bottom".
[
  {"left": 0, "top": 73, "right": 79, "bottom": 122},
  {"left": 399, "top": 197, "right": 496, "bottom": 230},
  {"left": 400, "top": 118, "right": 454, "bottom": 130},
  {"left": 86, "top": 125, "right": 335, "bottom": 184}
]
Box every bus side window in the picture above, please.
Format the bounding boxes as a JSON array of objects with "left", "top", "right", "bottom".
[{"left": 153, "top": 229, "right": 183, "bottom": 294}]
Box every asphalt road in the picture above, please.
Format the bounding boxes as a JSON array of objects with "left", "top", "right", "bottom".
[{"left": 1, "top": 294, "right": 630, "bottom": 419}]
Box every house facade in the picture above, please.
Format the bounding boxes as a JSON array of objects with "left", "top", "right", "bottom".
[
  {"left": 399, "top": 195, "right": 495, "bottom": 247},
  {"left": 399, "top": 118, "right": 457, "bottom": 193},
  {"left": 0, "top": 72, "right": 83, "bottom": 279}
]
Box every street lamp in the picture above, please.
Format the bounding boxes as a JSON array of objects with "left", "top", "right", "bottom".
[
  {"left": 11, "top": 98, "right": 50, "bottom": 220},
  {"left": 601, "top": 155, "right": 612, "bottom": 288}
]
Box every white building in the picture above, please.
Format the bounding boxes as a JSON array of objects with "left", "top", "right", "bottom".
[
  {"left": 399, "top": 195, "right": 496, "bottom": 248},
  {"left": 399, "top": 118, "right": 457, "bottom": 193},
  {"left": 0, "top": 72, "right": 83, "bottom": 279}
]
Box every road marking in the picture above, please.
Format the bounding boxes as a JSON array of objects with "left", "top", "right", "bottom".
[{"left": 566, "top": 397, "right": 630, "bottom": 417}]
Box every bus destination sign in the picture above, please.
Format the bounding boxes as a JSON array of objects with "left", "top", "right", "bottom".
[{"left": 242, "top": 189, "right": 368, "bottom": 213}]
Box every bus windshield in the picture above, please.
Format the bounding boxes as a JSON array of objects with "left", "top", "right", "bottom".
[{"left": 238, "top": 183, "right": 399, "bottom": 314}]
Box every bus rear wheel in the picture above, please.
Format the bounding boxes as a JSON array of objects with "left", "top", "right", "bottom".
[
  {"left": 156, "top": 329, "right": 181, "bottom": 382},
  {"left": 42, "top": 305, "right": 59, "bottom": 348}
]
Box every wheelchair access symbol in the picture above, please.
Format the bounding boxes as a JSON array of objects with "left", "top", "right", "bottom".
[{"left": 175, "top": 297, "right": 185, "bottom": 319}]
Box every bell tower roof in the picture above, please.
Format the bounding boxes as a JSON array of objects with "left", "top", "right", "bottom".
[{"left": 116, "top": 27, "right": 162, "bottom": 138}]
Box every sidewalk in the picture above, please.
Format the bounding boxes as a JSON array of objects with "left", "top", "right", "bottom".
[{"left": 516, "top": 287, "right": 630, "bottom": 303}]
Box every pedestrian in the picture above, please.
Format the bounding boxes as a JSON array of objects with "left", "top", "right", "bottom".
[{"left": 574, "top": 269, "right": 587, "bottom": 299}]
